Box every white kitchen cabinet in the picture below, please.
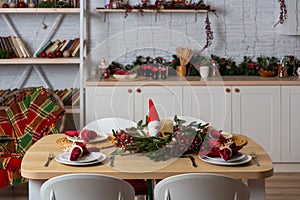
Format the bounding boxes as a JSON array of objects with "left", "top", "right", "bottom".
[
  {"left": 183, "top": 85, "right": 281, "bottom": 161},
  {"left": 183, "top": 86, "right": 232, "bottom": 132},
  {"left": 85, "top": 85, "right": 183, "bottom": 124},
  {"left": 281, "top": 86, "right": 300, "bottom": 162},
  {"left": 232, "top": 86, "right": 281, "bottom": 162}
]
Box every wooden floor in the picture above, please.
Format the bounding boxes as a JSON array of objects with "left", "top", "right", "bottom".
[
  {"left": 0, "top": 172, "right": 299, "bottom": 200},
  {"left": 265, "top": 172, "right": 300, "bottom": 200}
]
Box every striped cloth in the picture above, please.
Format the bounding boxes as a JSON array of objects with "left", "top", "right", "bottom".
[{"left": 0, "top": 87, "right": 65, "bottom": 188}]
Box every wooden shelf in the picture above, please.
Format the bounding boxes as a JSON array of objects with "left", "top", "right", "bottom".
[
  {"left": 65, "top": 105, "right": 80, "bottom": 114},
  {"left": 94, "top": 8, "right": 208, "bottom": 13},
  {"left": 0, "top": 57, "right": 80, "bottom": 64},
  {"left": 0, "top": 8, "right": 80, "bottom": 14}
]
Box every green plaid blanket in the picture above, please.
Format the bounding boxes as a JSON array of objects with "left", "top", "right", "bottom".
[{"left": 0, "top": 87, "right": 65, "bottom": 188}]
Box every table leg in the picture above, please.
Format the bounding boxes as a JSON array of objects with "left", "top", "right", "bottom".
[
  {"left": 247, "top": 179, "right": 266, "bottom": 200},
  {"left": 146, "top": 179, "right": 154, "bottom": 200},
  {"left": 28, "top": 179, "right": 46, "bottom": 200}
]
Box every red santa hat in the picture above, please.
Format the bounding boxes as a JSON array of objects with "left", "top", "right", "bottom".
[{"left": 148, "top": 99, "right": 160, "bottom": 123}]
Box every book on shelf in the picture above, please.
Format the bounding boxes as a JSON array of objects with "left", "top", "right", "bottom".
[
  {"left": 10, "top": 36, "right": 23, "bottom": 58},
  {"left": 63, "top": 88, "right": 77, "bottom": 104},
  {"left": 4, "top": 37, "right": 14, "bottom": 54},
  {"left": 7, "top": 36, "right": 19, "bottom": 57},
  {"left": 0, "top": 37, "right": 3, "bottom": 50},
  {"left": 57, "top": 39, "right": 66, "bottom": 51},
  {"left": 0, "top": 38, "right": 4, "bottom": 50},
  {"left": 58, "top": 88, "right": 68, "bottom": 99},
  {"left": 54, "top": 89, "right": 64, "bottom": 98},
  {"left": 61, "top": 39, "right": 74, "bottom": 52},
  {"left": 15, "top": 37, "right": 31, "bottom": 58},
  {"left": 71, "top": 90, "right": 80, "bottom": 106},
  {"left": 60, "top": 88, "right": 73, "bottom": 103},
  {"left": 1, "top": 37, "right": 9, "bottom": 52},
  {"left": 59, "top": 39, "right": 70, "bottom": 52},
  {"left": 35, "top": 40, "right": 53, "bottom": 57},
  {"left": 67, "top": 38, "right": 79, "bottom": 53},
  {"left": 70, "top": 0, "right": 80, "bottom": 8},
  {"left": 71, "top": 40, "right": 80, "bottom": 57},
  {"left": 61, "top": 0, "right": 71, "bottom": 7},
  {"left": 45, "top": 39, "right": 61, "bottom": 54},
  {"left": 65, "top": 88, "right": 79, "bottom": 105}
]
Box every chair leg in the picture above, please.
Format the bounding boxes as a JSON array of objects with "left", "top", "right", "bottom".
[
  {"left": 135, "top": 195, "right": 146, "bottom": 200},
  {"left": 146, "top": 179, "right": 154, "bottom": 200}
]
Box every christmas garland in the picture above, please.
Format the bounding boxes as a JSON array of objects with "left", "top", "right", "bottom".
[
  {"left": 108, "top": 0, "right": 216, "bottom": 51},
  {"left": 110, "top": 115, "right": 210, "bottom": 161},
  {"left": 0, "top": 50, "right": 13, "bottom": 59},
  {"left": 37, "top": 1, "right": 68, "bottom": 8}
]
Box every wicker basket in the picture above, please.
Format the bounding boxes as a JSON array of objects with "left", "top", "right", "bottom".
[
  {"left": 55, "top": 137, "right": 73, "bottom": 150},
  {"left": 258, "top": 69, "right": 275, "bottom": 77}
]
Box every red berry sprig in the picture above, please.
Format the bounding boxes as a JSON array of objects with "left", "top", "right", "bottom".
[{"left": 274, "top": 0, "right": 287, "bottom": 27}]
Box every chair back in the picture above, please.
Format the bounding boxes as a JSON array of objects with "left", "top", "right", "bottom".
[
  {"left": 84, "top": 117, "right": 137, "bottom": 134},
  {"left": 154, "top": 173, "right": 250, "bottom": 200},
  {"left": 0, "top": 87, "right": 66, "bottom": 132},
  {"left": 40, "top": 173, "right": 135, "bottom": 200}
]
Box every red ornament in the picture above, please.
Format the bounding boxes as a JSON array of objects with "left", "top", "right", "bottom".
[
  {"left": 40, "top": 52, "right": 47, "bottom": 58},
  {"left": 17, "top": 1, "right": 26, "bottom": 8},
  {"left": 55, "top": 51, "right": 63, "bottom": 58},
  {"left": 47, "top": 52, "right": 54, "bottom": 58},
  {"left": 2, "top": 3, "right": 9, "bottom": 8}
]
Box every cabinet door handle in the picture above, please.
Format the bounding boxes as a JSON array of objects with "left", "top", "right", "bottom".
[
  {"left": 128, "top": 89, "right": 133, "bottom": 93},
  {"left": 136, "top": 88, "right": 141, "bottom": 93},
  {"left": 235, "top": 88, "right": 240, "bottom": 93},
  {"left": 225, "top": 88, "right": 231, "bottom": 93}
]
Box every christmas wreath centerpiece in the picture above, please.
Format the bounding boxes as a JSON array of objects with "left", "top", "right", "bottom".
[{"left": 109, "top": 99, "right": 247, "bottom": 161}]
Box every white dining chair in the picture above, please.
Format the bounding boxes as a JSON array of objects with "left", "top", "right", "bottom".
[
  {"left": 84, "top": 117, "right": 137, "bottom": 134},
  {"left": 154, "top": 173, "right": 250, "bottom": 200},
  {"left": 40, "top": 173, "right": 135, "bottom": 200},
  {"left": 84, "top": 118, "right": 148, "bottom": 200}
]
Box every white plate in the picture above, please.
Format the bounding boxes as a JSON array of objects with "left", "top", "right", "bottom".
[
  {"left": 84, "top": 118, "right": 137, "bottom": 135},
  {"left": 67, "top": 133, "right": 108, "bottom": 143},
  {"left": 205, "top": 152, "right": 246, "bottom": 162},
  {"left": 199, "top": 153, "right": 252, "bottom": 166},
  {"left": 55, "top": 152, "right": 107, "bottom": 166},
  {"left": 113, "top": 73, "right": 137, "bottom": 80}
]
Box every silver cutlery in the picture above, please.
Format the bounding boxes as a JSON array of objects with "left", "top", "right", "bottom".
[
  {"left": 250, "top": 152, "right": 260, "bottom": 166},
  {"left": 189, "top": 156, "right": 198, "bottom": 168},
  {"left": 109, "top": 155, "right": 115, "bottom": 167},
  {"left": 44, "top": 152, "right": 55, "bottom": 167}
]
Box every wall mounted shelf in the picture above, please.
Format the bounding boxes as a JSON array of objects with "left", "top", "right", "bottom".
[
  {"left": 0, "top": 8, "right": 80, "bottom": 14},
  {"left": 0, "top": 58, "right": 79, "bottom": 64},
  {"left": 94, "top": 8, "right": 208, "bottom": 13},
  {"left": 94, "top": 8, "right": 208, "bottom": 22}
]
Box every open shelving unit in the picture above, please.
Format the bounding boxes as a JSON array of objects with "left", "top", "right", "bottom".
[{"left": 0, "top": 6, "right": 84, "bottom": 123}]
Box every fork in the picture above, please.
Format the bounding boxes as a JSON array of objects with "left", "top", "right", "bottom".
[
  {"left": 109, "top": 155, "right": 115, "bottom": 167},
  {"left": 44, "top": 152, "right": 55, "bottom": 167},
  {"left": 250, "top": 152, "right": 260, "bottom": 166}
]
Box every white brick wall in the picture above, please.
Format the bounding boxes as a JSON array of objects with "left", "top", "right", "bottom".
[{"left": 0, "top": 0, "right": 297, "bottom": 89}]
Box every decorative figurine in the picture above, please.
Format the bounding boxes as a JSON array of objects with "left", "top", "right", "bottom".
[{"left": 147, "top": 99, "right": 161, "bottom": 137}]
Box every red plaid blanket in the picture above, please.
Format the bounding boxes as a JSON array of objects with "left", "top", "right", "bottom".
[{"left": 0, "top": 87, "right": 65, "bottom": 188}]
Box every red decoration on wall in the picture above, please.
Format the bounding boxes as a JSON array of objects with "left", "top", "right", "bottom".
[{"left": 274, "top": 0, "right": 287, "bottom": 27}]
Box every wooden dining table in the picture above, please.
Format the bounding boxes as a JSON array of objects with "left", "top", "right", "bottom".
[{"left": 21, "top": 134, "right": 273, "bottom": 200}]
